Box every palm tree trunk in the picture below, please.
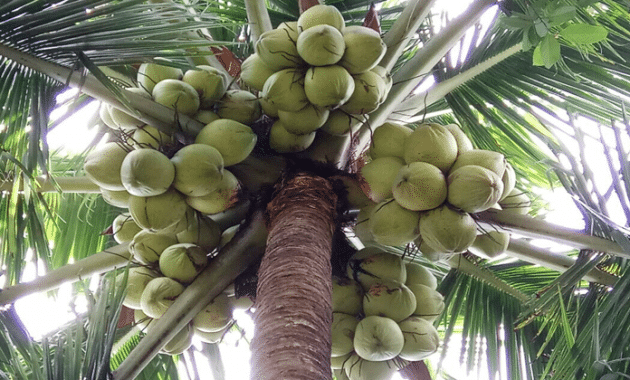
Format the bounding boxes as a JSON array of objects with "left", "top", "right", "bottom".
[{"left": 251, "top": 173, "right": 338, "bottom": 380}]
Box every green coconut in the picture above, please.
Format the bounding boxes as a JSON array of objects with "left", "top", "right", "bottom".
[
  {"left": 392, "top": 162, "right": 448, "bottom": 211},
  {"left": 171, "top": 143, "right": 224, "bottom": 196},
  {"left": 338, "top": 26, "right": 387, "bottom": 74},
  {"left": 443, "top": 123, "right": 473, "bottom": 154},
  {"left": 137, "top": 61, "right": 183, "bottom": 94},
  {"left": 353, "top": 315, "right": 404, "bottom": 361},
  {"left": 175, "top": 215, "right": 222, "bottom": 251},
  {"left": 320, "top": 111, "right": 366, "bottom": 136},
  {"left": 192, "top": 293, "right": 233, "bottom": 332},
  {"left": 228, "top": 295, "right": 254, "bottom": 312},
  {"left": 182, "top": 65, "right": 228, "bottom": 108},
  {"left": 332, "top": 276, "right": 364, "bottom": 316},
  {"left": 195, "top": 119, "right": 257, "bottom": 166},
  {"left": 277, "top": 21, "right": 299, "bottom": 40},
  {"left": 101, "top": 188, "right": 131, "bottom": 208},
  {"left": 112, "top": 212, "right": 143, "bottom": 244},
  {"left": 255, "top": 28, "right": 303, "bottom": 71},
  {"left": 259, "top": 97, "right": 279, "bottom": 118},
  {"left": 140, "top": 276, "right": 185, "bottom": 319},
  {"left": 343, "top": 353, "right": 405, "bottom": 380},
  {"left": 407, "top": 283, "right": 445, "bottom": 322},
  {"left": 128, "top": 188, "right": 188, "bottom": 232},
  {"left": 403, "top": 123, "right": 458, "bottom": 172},
  {"left": 262, "top": 68, "right": 309, "bottom": 113},
  {"left": 498, "top": 189, "right": 531, "bottom": 215},
  {"left": 159, "top": 243, "right": 208, "bottom": 283},
  {"left": 369, "top": 122, "right": 413, "bottom": 160},
  {"left": 152, "top": 79, "right": 200, "bottom": 116},
  {"left": 304, "top": 65, "right": 355, "bottom": 108},
  {"left": 109, "top": 87, "right": 152, "bottom": 130},
  {"left": 84, "top": 142, "right": 129, "bottom": 191},
  {"left": 447, "top": 165, "right": 504, "bottom": 213},
  {"left": 469, "top": 230, "right": 510, "bottom": 259},
  {"left": 363, "top": 279, "right": 417, "bottom": 322},
  {"left": 185, "top": 169, "right": 239, "bottom": 214},
  {"left": 500, "top": 162, "right": 516, "bottom": 201},
  {"left": 449, "top": 149, "right": 507, "bottom": 178},
  {"left": 331, "top": 353, "right": 353, "bottom": 370},
  {"left": 119, "top": 266, "right": 160, "bottom": 309},
  {"left": 419, "top": 205, "right": 477, "bottom": 253},
  {"left": 268, "top": 120, "right": 316, "bottom": 153},
  {"left": 120, "top": 148, "right": 175, "bottom": 197},
  {"left": 155, "top": 323, "right": 193, "bottom": 356},
  {"left": 132, "top": 125, "right": 173, "bottom": 149},
  {"left": 277, "top": 104, "right": 329, "bottom": 135},
  {"left": 331, "top": 312, "right": 360, "bottom": 357},
  {"left": 194, "top": 109, "right": 221, "bottom": 125},
  {"left": 239, "top": 53, "right": 276, "bottom": 91},
  {"left": 369, "top": 200, "right": 421, "bottom": 247},
  {"left": 405, "top": 262, "right": 438, "bottom": 290},
  {"left": 297, "top": 4, "right": 345, "bottom": 32},
  {"left": 397, "top": 316, "right": 440, "bottom": 361},
  {"left": 99, "top": 103, "right": 119, "bottom": 129},
  {"left": 345, "top": 247, "right": 406, "bottom": 291},
  {"left": 216, "top": 90, "right": 262, "bottom": 125},
  {"left": 336, "top": 175, "right": 375, "bottom": 209},
  {"left": 353, "top": 204, "right": 376, "bottom": 243},
  {"left": 358, "top": 157, "right": 404, "bottom": 202},
  {"left": 130, "top": 230, "right": 178, "bottom": 265},
  {"left": 296, "top": 24, "right": 345, "bottom": 66},
  {"left": 370, "top": 66, "right": 393, "bottom": 103},
  {"left": 133, "top": 308, "right": 154, "bottom": 332},
  {"left": 340, "top": 71, "right": 386, "bottom": 115},
  {"left": 194, "top": 324, "right": 230, "bottom": 344},
  {"left": 160, "top": 206, "right": 196, "bottom": 236}
]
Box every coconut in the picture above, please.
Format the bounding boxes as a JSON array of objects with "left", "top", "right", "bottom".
[
  {"left": 259, "top": 97, "right": 279, "bottom": 118},
  {"left": 331, "top": 353, "right": 353, "bottom": 370},
  {"left": 194, "top": 109, "right": 221, "bottom": 125},
  {"left": 358, "top": 157, "right": 404, "bottom": 202},
  {"left": 447, "top": 165, "right": 503, "bottom": 213},
  {"left": 216, "top": 90, "right": 262, "bottom": 125},
  {"left": 268, "top": 120, "right": 316, "bottom": 153},
  {"left": 112, "top": 213, "right": 143, "bottom": 243},
  {"left": 407, "top": 283, "right": 444, "bottom": 322},
  {"left": 343, "top": 353, "right": 405, "bottom": 380},
  {"left": 353, "top": 204, "right": 376, "bottom": 243},
  {"left": 277, "top": 21, "right": 299, "bottom": 40},
  {"left": 369, "top": 122, "right": 413, "bottom": 160},
  {"left": 277, "top": 104, "right": 329, "bottom": 135},
  {"left": 405, "top": 262, "right": 438, "bottom": 290},
  {"left": 185, "top": 169, "right": 239, "bottom": 214},
  {"left": 320, "top": 111, "right": 365, "bottom": 136},
  {"left": 228, "top": 295, "right": 254, "bottom": 312},
  {"left": 340, "top": 71, "right": 387, "bottom": 114},
  {"left": 397, "top": 316, "right": 440, "bottom": 361},
  {"left": 134, "top": 308, "right": 154, "bottom": 332},
  {"left": 195, "top": 119, "right": 257, "bottom": 166},
  {"left": 155, "top": 323, "right": 193, "bottom": 355},
  {"left": 449, "top": 149, "right": 507, "bottom": 179},
  {"left": 369, "top": 200, "right": 421, "bottom": 247},
  {"left": 137, "top": 61, "right": 183, "bottom": 94},
  {"left": 296, "top": 24, "right": 345, "bottom": 66},
  {"left": 297, "top": 4, "right": 345, "bottom": 32},
  {"left": 101, "top": 188, "right": 131, "bottom": 208},
  {"left": 109, "top": 88, "right": 152, "bottom": 130},
  {"left": 331, "top": 312, "right": 360, "bottom": 357},
  {"left": 84, "top": 142, "right": 129, "bottom": 191},
  {"left": 159, "top": 243, "right": 208, "bottom": 283},
  {"left": 392, "top": 162, "right": 448, "bottom": 211},
  {"left": 415, "top": 238, "right": 451, "bottom": 262},
  {"left": 130, "top": 230, "right": 178, "bottom": 265},
  {"left": 132, "top": 125, "right": 172, "bottom": 149},
  {"left": 140, "top": 276, "right": 185, "bottom": 319},
  {"left": 239, "top": 54, "right": 276, "bottom": 91},
  {"left": 99, "top": 103, "right": 119, "bottom": 129},
  {"left": 419, "top": 205, "right": 477, "bottom": 253},
  {"left": 194, "top": 324, "right": 230, "bottom": 344},
  {"left": 175, "top": 215, "right": 222, "bottom": 251},
  {"left": 403, "top": 123, "right": 458, "bottom": 172},
  {"left": 159, "top": 206, "right": 196, "bottom": 236},
  {"left": 345, "top": 247, "right": 406, "bottom": 291},
  {"left": 192, "top": 293, "right": 233, "bottom": 332},
  {"left": 338, "top": 26, "right": 387, "bottom": 74},
  {"left": 128, "top": 188, "right": 188, "bottom": 232},
  {"left": 498, "top": 189, "right": 531, "bottom": 215},
  {"left": 353, "top": 315, "right": 404, "bottom": 361},
  {"left": 500, "top": 162, "right": 516, "bottom": 201},
  {"left": 171, "top": 144, "right": 224, "bottom": 196},
  {"left": 119, "top": 266, "right": 160, "bottom": 309},
  {"left": 336, "top": 175, "right": 374, "bottom": 209},
  {"left": 255, "top": 28, "right": 303, "bottom": 71},
  {"left": 261, "top": 69, "right": 309, "bottom": 113},
  {"left": 443, "top": 123, "right": 473, "bottom": 154},
  {"left": 152, "top": 79, "right": 200, "bottom": 116},
  {"left": 370, "top": 66, "right": 393, "bottom": 103},
  {"left": 469, "top": 230, "right": 510, "bottom": 259},
  {"left": 332, "top": 276, "right": 364, "bottom": 316},
  {"left": 304, "top": 65, "right": 355, "bottom": 109},
  {"left": 363, "top": 279, "right": 417, "bottom": 322},
  {"left": 120, "top": 148, "right": 175, "bottom": 197},
  {"left": 182, "top": 65, "right": 227, "bottom": 108}
]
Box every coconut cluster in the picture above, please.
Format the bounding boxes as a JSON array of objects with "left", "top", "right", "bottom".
[
  {"left": 239, "top": 4, "right": 391, "bottom": 153},
  {"left": 355, "top": 121, "right": 532, "bottom": 260},
  {"left": 116, "top": 222, "right": 253, "bottom": 354},
  {"left": 331, "top": 248, "right": 443, "bottom": 379}
]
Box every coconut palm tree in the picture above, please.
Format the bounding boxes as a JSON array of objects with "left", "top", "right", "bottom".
[{"left": 1, "top": 0, "right": 630, "bottom": 379}]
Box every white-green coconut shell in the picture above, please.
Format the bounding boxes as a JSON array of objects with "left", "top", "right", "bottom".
[
  {"left": 358, "top": 156, "right": 404, "bottom": 202},
  {"left": 340, "top": 71, "right": 386, "bottom": 115},
  {"left": 304, "top": 65, "right": 354, "bottom": 109},
  {"left": 119, "top": 266, "right": 160, "bottom": 309},
  {"left": 392, "top": 162, "right": 447, "bottom": 211},
  {"left": 353, "top": 316, "right": 404, "bottom": 361},
  {"left": 255, "top": 28, "right": 303, "bottom": 71},
  {"left": 182, "top": 65, "right": 228, "bottom": 108},
  {"left": 418, "top": 205, "right": 477, "bottom": 254},
  {"left": 338, "top": 26, "right": 386, "bottom": 74},
  {"left": 130, "top": 229, "right": 178, "bottom": 265},
  {"left": 405, "top": 262, "right": 438, "bottom": 290},
  {"left": 137, "top": 61, "right": 183, "bottom": 94},
  {"left": 140, "top": 276, "right": 185, "bottom": 319},
  {"left": 185, "top": 169, "right": 239, "bottom": 214},
  {"left": 369, "top": 200, "right": 421, "bottom": 247},
  {"left": 195, "top": 119, "right": 257, "bottom": 166},
  {"left": 262, "top": 69, "right": 309, "bottom": 113},
  {"left": 268, "top": 120, "right": 316, "bottom": 153},
  {"left": 101, "top": 188, "right": 131, "bottom": 208},
  {"left": 159, "top": 243, "right": 208, "bottom": 283},
  {"left": 331, "top": 312, "right": 359, "bottom": 357},
  {"left": 297, "top": 4, "right": 345, "bottom": 32},
  {"left": 120, "top": 148, "right": 175, "bottom": 197},
  {"left": 363, "top": 279, "right": 417, "bottom": 322},
  {"left": 152, "top": 79, "right": 200, "bottom": 116},
  {"left": 443, "top": 123, "right": 473, "bottom": 154},
  {"left": 320, "top": 110, "right": 366, "bottom": 136},
  {"left": 132, "top": 125, "right": 173, "bottom": 149},
  {"left": 192, "top": 293, "right": 233, "bottom": 332},
  {"left": 469, "top": 230, "right": 510, "bottom": 259},
  {"left": 403, "top": 123, "right": 458, "bottom": 172},
  {"left": 175, "top": 215, "right": 222, "bottom": 251},
  {"left": 407, "top": 283, "right": 445, "bottom": 322},
  {"left": 84, "top": 142, "right": 129, "bottom": 191},
  {"left": 239, "top": 54, "right": 276, "bottom": 91},
  {"left": 447, "top": 165, "right": 503, "bottom": 213},
  {"left": 171, "top": 143, "right": 224, "bottom": 197},
  {"left": 216, "top": 90, "right": 262, "bottom": 125},
  {"left": 296, "top": 24, "right": 345, "bottom": 66},
  {"left": 397, "top": 316, "right": 440, "bottom": 361},
  {"left": 112, "top": 212, "right": 143, "bottom": 244},
  {"left": 369, "top": 122, "right": 413, "bottom": 160},
  {"left": 332, "top": 276, "right": 364, "bottom": 316},
  {"left": 128, "top": 188, "right": 188, "bottom": 232},
  {"left": 345, "top": 247, "right": 406, "bottom": 291},
  {"left": 277, "top": 104, "right": 329, "bottom": 135}
]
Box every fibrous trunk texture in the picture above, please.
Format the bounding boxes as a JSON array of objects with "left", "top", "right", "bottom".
[{"left": 251, "top": 173, "right": 338, "bottom": 380}]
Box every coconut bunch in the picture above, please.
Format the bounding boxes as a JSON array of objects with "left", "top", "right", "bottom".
[
  {"left": 330, "top": 248, "right": 443, "bottom": 379},
  {"left": 354, "top": 122, "right": 532, "bottom": 259},
  {"left": 239, "top": 4, "right": 391, "bottom": 153}
]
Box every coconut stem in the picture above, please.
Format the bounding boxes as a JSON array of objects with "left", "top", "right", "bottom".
[
  {"left": 0, "top": 176, "right": 101, "bottom": 193},
  {"left": 0, "top": 42, "right": 206, "bottom": 137},
  {"left": 0, "top": 244, "right": 130, "bottom": 305},
  {"left": 111, "top": 208, "right": 268, "bottom": 380},
  {"left": 392, "top": 43, "right": 523, "bottom": 122},
  {"left": 244, "top": 0, "right": 273, "bottom": 42},
  {"left": 476, "top": 209, "right": 628, "bottom": 258},
  {"left": 380, "top": 0, "right": 439, "bottom": 72},
  {"left": 505, "top": 239, "right": 617, "bottom": 286}
]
